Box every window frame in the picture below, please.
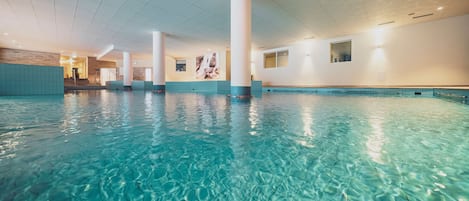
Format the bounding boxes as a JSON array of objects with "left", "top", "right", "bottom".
[
  {"left": 263, "top": 48, "right": 289, "bottom": 69},
  {"left": 330, "top": 40, "right": 352, "bottom": 63},
  {"left": 175, "top": 59, "right": 187, "bottom": 72}
]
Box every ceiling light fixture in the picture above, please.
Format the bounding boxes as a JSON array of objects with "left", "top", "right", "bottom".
[
  {"left": 437, "top": 6, "right": 444, "bottom": 11},
  {"left": 12, "top": 40, "right": 16, "bottom": 43},
  {"left": 3, "top": 32, "right": 8, "bottom": 36}
]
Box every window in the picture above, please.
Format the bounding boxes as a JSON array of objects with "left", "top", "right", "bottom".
[
  {"left": 330, "top": 41, "right": 352, "bottom": 63},
  {"left": 264, "top": 49, "right": 289, "bottom": 68},
  {"left": 60, "top": 55, "right": 88, "bottom": 79},
  {"left": 145, "top": 68, "right": 152, "bottom": 81},
  {"left": 176, "top": 60, "right": 186, "bottom": 72}
]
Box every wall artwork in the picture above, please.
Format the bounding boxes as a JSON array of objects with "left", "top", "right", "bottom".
[
  {"left": 176, "top": 60, "right": 186, "bottom": 72},
  {"left": 196, "top": 52, "right": 219, "bottom": 79}
]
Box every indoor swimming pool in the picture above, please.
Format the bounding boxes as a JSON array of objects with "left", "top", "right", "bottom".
[{"left": 0, "top": 91, "right": 468, "bottom": 200}]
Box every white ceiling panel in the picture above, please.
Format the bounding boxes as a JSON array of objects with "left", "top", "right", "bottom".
[{"left": 0, "top": 0, "right": 467, "bottom": 58}]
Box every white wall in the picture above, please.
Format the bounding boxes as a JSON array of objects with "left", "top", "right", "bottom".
[
  {"left": 116, "top": 50, "right": 227, "bottom": 82},
  {"left": 117, "top": 50, "right": 228, "bottom": 82},
  {"left": 253, "top": 15, "right": 469, "bottom": 86},
  {"left": 166, "top": 50, "right": 227, "bottom": 81}
]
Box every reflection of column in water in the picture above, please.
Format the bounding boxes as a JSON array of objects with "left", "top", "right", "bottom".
[
  {"left": 144, "top": 91, "right": 153, "bottom": 119},
  {"left": 121, "top": 91, "right": 132, "bottom": 130},
  {"left": 62, "top": 92, "right": 82, "bottom": 134},
  {"left": 151, "top": 93, "right": 166, "bottom": 147},
  {"left": 229, "top": 99, "right": 252, "bottom": 199},
  {"left": 99, "top": 90, "right": 115, "bottom": 134},
  {"left": 248, "top": 98, "right": 259, "bottom": 135},
  {"left": 165, "top": 93, "right": 191, "bottom": 132},
  {"left": 199, "top": 95, "right": 216, "bottom": 133}
]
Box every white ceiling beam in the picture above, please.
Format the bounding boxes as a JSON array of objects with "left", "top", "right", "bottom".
[{"left": 96, "top": 44, "right": 115, "bottom": 60}]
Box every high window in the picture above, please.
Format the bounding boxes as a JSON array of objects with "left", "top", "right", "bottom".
[
  {"left": 330, "top": 41, "right": 352, "bottom": 63},
  {"left": 264, "top": 49, "right": 289, "bottom": 68}
]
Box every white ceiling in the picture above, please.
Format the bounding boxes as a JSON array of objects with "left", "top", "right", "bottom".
[{"left": 0, "top": 0, "right": 468, "bottom": 60}]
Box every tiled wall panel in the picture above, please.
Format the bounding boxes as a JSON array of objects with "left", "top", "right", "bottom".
[{"left": 0, "top": 63, "right": 64, "bottom": 95}]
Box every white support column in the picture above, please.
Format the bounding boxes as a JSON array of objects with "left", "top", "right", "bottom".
[
  {"left": 153, "top": 31, "right": 166, "bottom": 92},
  {"left": 123, "top": 51, "right": 133, "bottom": 88},
  {"left": 230, "top": 0, "right": 251, "bottom": 97}
]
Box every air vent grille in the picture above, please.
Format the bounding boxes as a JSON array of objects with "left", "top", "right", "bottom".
[
  {"left": 413, "top": 13, "right": 434, "bottom": 19},
  {"left": 378, "top": 21, "right": 395, "bottom": 26}
]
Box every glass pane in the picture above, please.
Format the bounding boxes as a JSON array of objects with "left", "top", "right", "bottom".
[
  {"left": 176, "top": 60, "right": 186, "bottom": 72},
  {"left": 331, "top": 41, "right": 352, "bottom": 63},
  {"left": 60, "top": 56, "right": 88, "bottom": 79},
  {"left": 277, "top": 50, "right": 289, "bottom": 67},
  {"left": 264, "top": 52, "right": 276, "bottom": 68}
]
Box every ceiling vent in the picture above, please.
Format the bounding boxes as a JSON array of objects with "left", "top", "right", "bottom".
[
  {"left": 413, "top": 13, "right": 434, "bottom": 19},
  {"left": 378, "top": 21, "right": 395, "bottom": 26}
]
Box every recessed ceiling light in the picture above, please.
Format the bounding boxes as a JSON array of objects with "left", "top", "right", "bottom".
[
  {"left": 3, "top": 32, "right": 8, "bottom": 36},
  {"left": 437, "top": 6, "right": 444, "bottom": 11}
]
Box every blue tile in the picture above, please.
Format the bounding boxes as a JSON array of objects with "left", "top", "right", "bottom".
[{"left": 0, "top": 63, "right": 64, "bottom": 96}]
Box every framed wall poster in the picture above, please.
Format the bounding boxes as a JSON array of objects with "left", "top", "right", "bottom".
[
  {"left": 176, "top": 60, "right": 186, "bottom": 72},
  {"left": 196, "top": 52, "right": 219, "bottom": 79}
]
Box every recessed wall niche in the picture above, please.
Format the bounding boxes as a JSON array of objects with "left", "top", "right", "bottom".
[{"left": 330, "top": 41, "right": 352, "bottom": 63}]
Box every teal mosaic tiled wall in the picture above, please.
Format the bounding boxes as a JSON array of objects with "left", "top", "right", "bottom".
[
  {"left": 0, "top": 63, "right": 64, "bottom": 96},
  {"left": 434, "top": 88, "right": 469, "bottom": 104},
  {"left": 263, "top": 87, "right": 434, "bottom": 97},
  {"left": 166, "top": 81, "right": 262, "bottom": 94},
  {"left": 107, "top": 80, "right": 263, "bottom": 94}
]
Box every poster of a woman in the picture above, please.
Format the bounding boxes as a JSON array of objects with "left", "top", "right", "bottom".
[{"left": 196, "top": 52, "right": 219, "bottom": 79}]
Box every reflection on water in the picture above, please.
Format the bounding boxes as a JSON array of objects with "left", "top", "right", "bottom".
[
  {"left": 298, "top": 106, "right": 315, "bottom": 148},
  {"left": 0, "top": 91, "right": 468, "bottom": 200},
  {"left": 248, "top": 99, "right": 259, "bottom": 135},
  {"left": 366, "top": 115, "right": 386, "bottom": 164}
]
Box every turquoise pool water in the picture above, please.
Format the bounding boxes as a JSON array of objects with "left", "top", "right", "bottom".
[{"left": 1, "top": 91, "right": 468, "bottom": 200}]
